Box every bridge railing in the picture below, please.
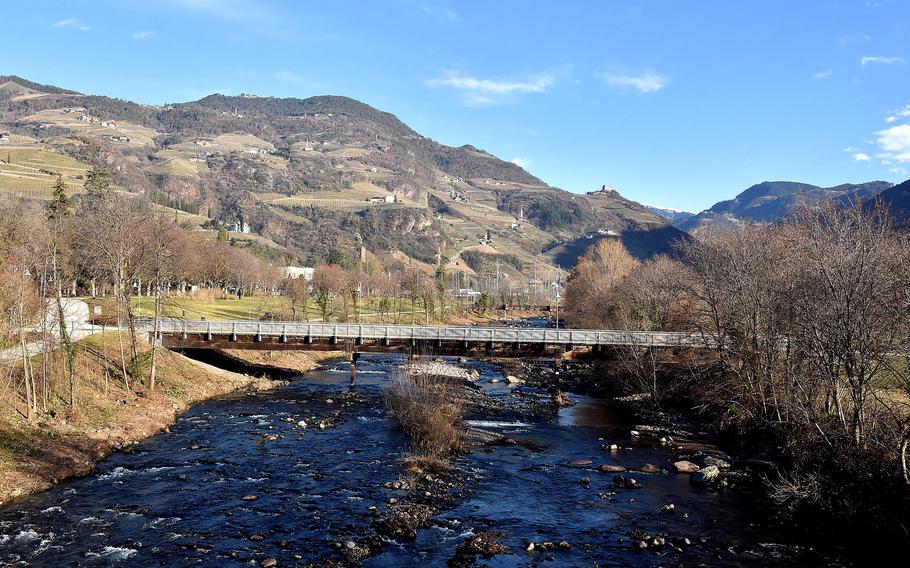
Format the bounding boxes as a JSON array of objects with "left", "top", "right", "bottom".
[{"left": 150, "top": 319, "right": 710, "bottom": 348}]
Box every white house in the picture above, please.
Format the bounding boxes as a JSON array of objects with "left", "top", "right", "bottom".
[{"left": 281, "top": 266, "right": 315, "bottom": 281}]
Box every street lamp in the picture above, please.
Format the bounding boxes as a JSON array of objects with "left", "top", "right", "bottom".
[{"left": 555, "top": 290, "right": 560, "bottom": 330}]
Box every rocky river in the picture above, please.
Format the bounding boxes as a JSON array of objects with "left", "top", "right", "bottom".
[{"left": 0, "top": 350, "right": 828, "bottom": 566}]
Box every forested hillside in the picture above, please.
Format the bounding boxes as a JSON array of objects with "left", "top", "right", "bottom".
[{"left": 0, "top": 76, "right": 682, "bottom": 279}]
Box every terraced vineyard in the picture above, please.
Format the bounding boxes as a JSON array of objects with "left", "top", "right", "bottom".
[{"left": 0, "top": 146, "right": 90, "bottom": 198}]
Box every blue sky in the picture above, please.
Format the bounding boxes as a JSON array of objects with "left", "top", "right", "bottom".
[{"left": 5, "top": 0, "right": 910, "bottom": 211}]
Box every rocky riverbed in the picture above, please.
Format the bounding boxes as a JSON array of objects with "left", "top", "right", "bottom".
[{"left": 0, "top": 353, "right": 833, "bottom": 566}]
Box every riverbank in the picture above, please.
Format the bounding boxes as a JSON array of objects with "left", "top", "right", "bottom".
[
  {"left": 0, "top": 337, "right": 330, "bottom": 505},
  {"left": 498, "top": 355, "right": 910, "bottom": 565}
]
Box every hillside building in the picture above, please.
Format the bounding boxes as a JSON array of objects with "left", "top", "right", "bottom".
[{"left": 281, "top": 266, "right": 315, "bottom": 281}]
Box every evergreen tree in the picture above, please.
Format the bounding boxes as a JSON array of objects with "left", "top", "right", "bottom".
[
  {"left": 46, "top": 175, "right": 73, "bottom": 219},
  {"left": 83, "top": 166, "right": 112, "bottom": 199},
  {"left": 216, "top": 222, "right": 228, "bottom": 242}
]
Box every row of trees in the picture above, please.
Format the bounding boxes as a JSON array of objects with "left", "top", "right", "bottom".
[
  {"left": 0, "top": 170, "right": 278, "bottom": 420},
  {"left": 564, "top": 200, "right": 910, "bottom": 520},
  {"left": 291, "top": 259, "right": 469, "bottom": 325},
  {"left": 0, "top": 167, "right": 514, "bottom": 422}
]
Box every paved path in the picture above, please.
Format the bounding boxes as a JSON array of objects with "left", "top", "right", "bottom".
[{"left": 0, "top": 299, "right": 103, "bottom": 362}]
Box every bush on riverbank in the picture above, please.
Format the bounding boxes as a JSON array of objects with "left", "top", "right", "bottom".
[{"left": 382, "top": 367, "right": 465, "bottom": 465}]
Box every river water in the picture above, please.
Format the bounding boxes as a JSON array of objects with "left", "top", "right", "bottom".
[{"left": 0, "top": 353, "right": 819, "bottom": 566}]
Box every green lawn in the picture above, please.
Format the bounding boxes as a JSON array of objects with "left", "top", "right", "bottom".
[{"left": 86, "top": 295, "right": 473, "bottom": 324}]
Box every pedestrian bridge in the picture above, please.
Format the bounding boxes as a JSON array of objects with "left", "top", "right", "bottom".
[{"left": 152, "top": 319, "right": 707, "bottom": 358}]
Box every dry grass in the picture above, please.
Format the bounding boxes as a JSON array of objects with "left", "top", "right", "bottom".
[{"left": 383, "top": 368, "right": 465, "bottom": 461}]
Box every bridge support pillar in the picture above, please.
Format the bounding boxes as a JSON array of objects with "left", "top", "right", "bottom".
[{"left": 348, "top": 352, "right": 360, "bottom": 387}]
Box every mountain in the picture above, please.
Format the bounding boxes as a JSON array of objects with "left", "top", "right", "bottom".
[
  {"left": 681, "top": 180, "right": 894, "bottom": 233},
  {"left": 875, "top": 177, "right": 910, "bottom": 225},
  {"left": 644, "top": 205, "right": 695, "bottom": 227},
  {"left": 0, "top": 76, "right": 684, "bottom": 279}
]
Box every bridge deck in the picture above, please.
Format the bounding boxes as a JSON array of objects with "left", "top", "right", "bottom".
[{"left": 152, "top": 320, "right": 706, "bottom": 351}]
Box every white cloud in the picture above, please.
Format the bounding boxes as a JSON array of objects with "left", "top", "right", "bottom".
[
  {"left": 428, "top": 71, "right": 553, "bottom": 95},
  {"left": 427, "top": 71, "right": 554, "bottom": 106},
  {"left": 511, "top": 157, "right": 531, "bottom": 168},
  {"left": 885, "top": 104, "right": 910, "bottom": 123},
  {"left": 889, "top": 166, "right": 908, "bottom": 175},
  {"left": 861, "top": 55, "right": 905, "bottom": 66},
  {"left": 875, "top": 124, "right": 910, "bottom": 163},
  {"left": 812, "top": 69, "right": 833, "bottom": 79},
  {"left": 598, "top": 71, "right": 668, "bottom": 93},
  {"left": 132, "top": 30, "right": 155, "bottom": 40},
  {"left": 421, "top": 5, "right": 458, "bottom": 23},
  {"left": 853, "top": 152, "right": 872, "bottom": 161},
  {"left": 52, "top": 18, "right": 89, "bottom": 31}
]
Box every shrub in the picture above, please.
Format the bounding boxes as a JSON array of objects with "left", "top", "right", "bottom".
[{"left": 382, "top": 368, "right": 464, "bottom": 460}]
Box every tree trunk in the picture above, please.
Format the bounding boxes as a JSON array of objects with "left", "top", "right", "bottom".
[
  {"left": 19, "top": 328, "right": 35, "bottom": 422},
  {"left": 149, "top": 279, "right": 161, "bottom": 391}
]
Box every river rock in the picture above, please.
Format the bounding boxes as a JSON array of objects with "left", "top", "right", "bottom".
[
  {"left": 553, "top": 391, "right": 576, "bottom": 407},
  {"left": 704, "top": 455, "right": 731, "bottom": 469},
  {"left": 612, "top": 475, "right": 641, "bottom": 489},
  {"left": 340, "top": 540, "right": 370, "bottom": 563},
  {"left": 377, "top": 503, "right": 438, "bottom": 540},
  {"left": 242, "top": 494, "right": 258, "bottom": 501},
  {"left": 450, "top": 530, "right": 511, "bottom": 566},
  {"left": 599, "top": 464, "right": 626, "bottom": 473},
  {"left": 504, "top": 375, "right": 523, "bottom": 385},
  {"left": 260, "top": 558, "right": 278, "bottom": 567},
  {"left": 297, "top": 420, "right": 307, "bottom": 428},
  {"left": 744, "top": 458, "right": 777, "bottom": 471},
  {"left": 640, "top": 463, "right": 662, "bottom": 474},
  {"left": 691, "top": 465, "right": 720, "bottom": 484},
  {"left": 672, "top": 460, "right": 700, "bottom": 473},
  {"left": 569, "top": 459, "right": 593, "bottom": 467}
]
